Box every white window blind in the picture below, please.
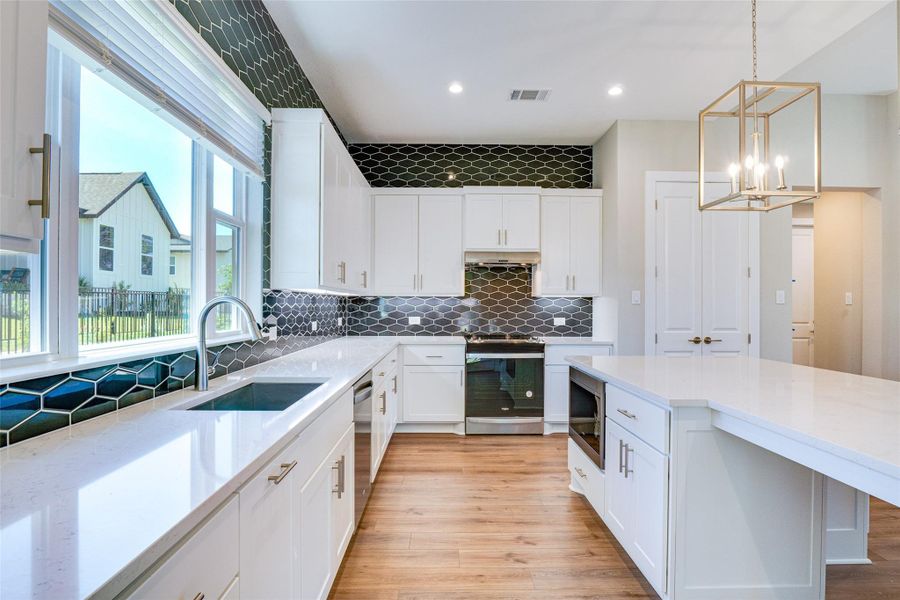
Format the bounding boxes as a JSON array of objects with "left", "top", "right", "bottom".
[{"left": 49, "top": 0, "right": 269, "bottom": 177}]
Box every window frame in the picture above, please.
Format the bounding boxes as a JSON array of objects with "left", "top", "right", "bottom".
[
  {"left": 98, "top": 225, "right": 114, "bottom": 272},
  {"left": 0, "top": 35, "right": 264, "bottom": 369},
  {"left": 140, "top": 234, "right": 153, "bottom": 277}
]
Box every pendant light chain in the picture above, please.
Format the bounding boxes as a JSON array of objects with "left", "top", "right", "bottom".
[{"left": 751, "top": 0, "right": 758, "bottom": 81}]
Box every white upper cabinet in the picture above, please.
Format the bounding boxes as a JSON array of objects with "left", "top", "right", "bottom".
[
  {"left": 0, "top": 0, "right": 49, "bottom": 246},
  {"left": 271, "top": 109, "right": 371, "bottom": 293},
  {"left": 418, "top": 194, "right": 463, "bottom": 295},
  {"left": 372, "top": 194, "right": 419, "bottom": 295},
  {"left": 464, "top": 190, "right": 540, "bottom": 251},
  {"left": 535, "top": 191, "right": 602, "bottom": 297},
  {"left": 372, "top": 191, "right": 463, "bottom": 296}
]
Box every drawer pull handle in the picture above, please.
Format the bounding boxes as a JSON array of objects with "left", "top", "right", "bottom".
[
  {"left": 392, "top": 375, "right": 398, "bottom": 394},
  {"left": 268, "top": 460, "right": 297, "bottom": 485},
  {"left": 618, "top": 439, "right": 625, "bottom": 473},
  {"left": 426, "top": 355, "right": 444, "bottom": 358},
  {"left": 332, "top": 455, "right": 346, "bottom": 498},
  {"left": 380, "top": 391, "right": 387, "bottom": 414},
  {"left": 377, "top": 371, "right": 385, "bottom": 376},
  {"left": 192, "top": 594, "right": 205, "bottom": 600},
  {"left": 623, "top": 444, "right": 634, "bottom": 478},
  {"left": 617, "top": 408, "right": 637, "bottom": 420},
  {"left": 574, "top": 467, "right": 587, "bottom": 479}
]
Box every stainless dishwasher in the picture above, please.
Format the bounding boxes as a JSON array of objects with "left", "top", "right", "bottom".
[{"left": 352, "top": 371, "right": 373, "bottom": 526}]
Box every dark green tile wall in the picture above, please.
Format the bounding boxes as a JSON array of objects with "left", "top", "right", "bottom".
[{"left": 349, "top": 144, "right": 592, "bottom": 188}]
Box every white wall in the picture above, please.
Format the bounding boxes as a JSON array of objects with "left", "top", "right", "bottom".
[{"left": 592, "top": 92, "right": 897, "bottom": 374}]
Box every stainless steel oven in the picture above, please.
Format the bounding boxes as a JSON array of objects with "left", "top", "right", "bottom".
[
  {"left": 465, "top": 333, "right": 544, "bottom": 435},
  {"left": 568, "top": 367, "right": 605, "bottom": 470}
]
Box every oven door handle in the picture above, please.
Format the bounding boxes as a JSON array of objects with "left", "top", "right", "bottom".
[{"left": 466, "top": 353, "right": 544, "bottom": 359}]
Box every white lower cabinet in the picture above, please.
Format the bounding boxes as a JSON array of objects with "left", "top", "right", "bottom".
[
  {"left": 372, "top": 368, "right": 398, "bottom": 478},
  {"left": 130, "top": 495, "right": 239, "bottom": 600},
  {"left": 604, "top": 418, "right": 668, "bottom": 595},
  {"left": 402, "top": 365, "right": 465, "bottom": 422}
]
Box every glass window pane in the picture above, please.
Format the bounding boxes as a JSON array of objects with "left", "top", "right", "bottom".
[
  {"left": 0, "top": 247, "right": 45, "bottom": 356},
  {"left": 212, "top": 154, "right": 235, "bottom": 215},
  {"left": 77, "top": 66, "right": 192, "bottom": 348},
  {"left": 215, "top": 222, "right": 239, "bottom": 332}
]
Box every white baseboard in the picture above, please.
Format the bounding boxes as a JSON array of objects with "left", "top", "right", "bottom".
[
  {"left": 543, "top": 421, "right": 568, "bottom": 435},
  {"left": 395, "top": 422, "right": 465, "bottom": 435}
]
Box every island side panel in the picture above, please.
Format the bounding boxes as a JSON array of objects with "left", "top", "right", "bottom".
[{"left": 669, "top": 406, "right": 825, "bottom": 600}]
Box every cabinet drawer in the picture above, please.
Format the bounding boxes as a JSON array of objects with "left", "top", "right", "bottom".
[
  {"left": 568, "top": 437, "right": 605, "bottom": 517},
  {"left": 606, "top": 385, "right": 669, "bottom": 454},
  {"left": 545, "top": 344, "right": 612, "bottom": 366},
  {"left": 373, "top": 348, "right": 399, "bottom": 388},
  {"left": 130, "top": 495, "right": 239, "bottom": 600},
  {"left": 403, "top": 344, "right": 465, "bottom": 366}
]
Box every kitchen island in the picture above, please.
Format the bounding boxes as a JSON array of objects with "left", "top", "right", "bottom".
[{"left": 566, "top": 355, "right": 900, "bottom": 600}]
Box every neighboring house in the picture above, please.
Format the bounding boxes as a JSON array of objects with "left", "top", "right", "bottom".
[
  {"left": 78, "top": 172, "right": 182, "bottom": 292},
  {"left": 169, "top": 235, "right": 192, "bottom": 290}
]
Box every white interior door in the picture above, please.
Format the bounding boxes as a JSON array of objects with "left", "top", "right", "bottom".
[
  {"left": 418, "top": 194, "right": 463, "bottom": 295},
  {"left": 372, "top": 195, "right": 418, "bottom": 295},
  {"left": 701, "top": 200, "right": 750, "bottom": 356},
  {"left": 792, "top": 226, "right": 815, "bottom": 366},
  {"left": 655, "top": 182, "right": 702, "bottom": 356}
]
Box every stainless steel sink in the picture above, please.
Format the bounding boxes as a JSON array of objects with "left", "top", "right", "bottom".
[{"left": 185, "top": 382, "right": 324, "bottom": 411}]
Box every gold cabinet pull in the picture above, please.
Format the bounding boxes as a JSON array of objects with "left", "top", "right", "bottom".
[
  {"left": 267, "top": 460, "right": 297, "bottom": 484},
  {"left": 27, "top": 133, "right": 51, "bottom": 219}
]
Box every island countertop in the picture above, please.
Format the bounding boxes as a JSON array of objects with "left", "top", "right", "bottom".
[
  {"left": 0, "top": 336, "right": 463, "bottom": 600},
  {"left": 567, "top": 355, "right": 900, "bottom": 503}
]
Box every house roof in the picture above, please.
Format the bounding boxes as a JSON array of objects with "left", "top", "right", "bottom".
[{"left": 79, "top": 172, "right": 181, "bottom": 239}]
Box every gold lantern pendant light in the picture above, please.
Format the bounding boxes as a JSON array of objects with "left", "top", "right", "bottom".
[{"left": 698, "top": 0, "right": 822, "bottom": 211}]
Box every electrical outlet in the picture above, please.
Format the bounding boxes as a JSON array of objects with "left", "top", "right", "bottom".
[
  {"left": 553, "top": 317, "right": 566, "bottom": 326},
  {"left": 266, "top": 326, "right": 278, "bottom": 341},
  {"left": 337, "top": 317, "right": 343, "bottom": 326},
  {"left": 311, "top": 321, "right": 318, "bottom": 332},
  {"left": 776, "top": 290, "right": 785, "bottom": 305},
  {"left": 631, "top": 290, "right": 641, "bottom": 305},
  {"left": 408, "top": 316, "right": 421, "bottom": 325}
]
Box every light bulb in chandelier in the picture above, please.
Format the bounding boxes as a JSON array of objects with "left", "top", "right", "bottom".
[
  {"left": 728, "top": 163, "right": 740, "bottom": 193},
  {"left": 774, "top": 155, "right": 787, "bottom": 190}
]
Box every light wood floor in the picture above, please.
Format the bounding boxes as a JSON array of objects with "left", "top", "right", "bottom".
[{"left": 330, "top": 434, "right": 900, "bottom": 600}]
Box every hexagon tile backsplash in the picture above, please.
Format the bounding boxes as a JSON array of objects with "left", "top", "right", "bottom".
[{"left": 348, "top": 267, "right": 592, "bottom": 336}]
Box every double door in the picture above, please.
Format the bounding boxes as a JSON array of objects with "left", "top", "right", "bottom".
[
  {"left": 653, "top": 180, "right": 751, "bottom": 356},
  {"left": 464, "top": 193, "right": 540, "bottom": 251},
  {"left": 537, "top": 194, "right": 601, "bottom": 296},
  {"left": 372, "top": 193, "right": 462, "bottom": 296}
]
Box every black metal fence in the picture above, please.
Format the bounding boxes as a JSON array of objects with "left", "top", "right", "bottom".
[{"left": 0, "top": 287, "right": 192, "bottom": 354}]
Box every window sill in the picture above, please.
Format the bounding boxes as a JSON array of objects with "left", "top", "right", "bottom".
[{"left": 0, "top": 333, "right": 255, "bottom": 386}]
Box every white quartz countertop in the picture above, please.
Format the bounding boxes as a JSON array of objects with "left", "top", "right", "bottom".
[
  {"left": 567, "top": 355, "right": 900, "bottom": 491},
  {"left": 0, "top": 336, "right": 461, "bottom": 600}
]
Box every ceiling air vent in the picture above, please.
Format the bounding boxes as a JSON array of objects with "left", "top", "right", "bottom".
[{"left": 509, "top": 89, "right": 551, "bottom": 101}]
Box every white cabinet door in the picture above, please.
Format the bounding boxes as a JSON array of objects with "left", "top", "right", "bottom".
[
  {"left": 372, "top": 385, "right": 388, "bottom": 477},
  {"left": 330, "top": 425, "right": 355, "bottom": 566},
  {"left": 296, "top": 450, "right": 335, "bottom": 600},
  {"left": 388, "top": 370, "right": 400, "bottom": 435},
  {"left": 373, "top": 194, "right": 418, "bottom": 294},
  {"left": 603, "top": 419, "right": 631, "bottom": 543},
  {"left": 131, "top": 496, "right": 239, "bottom": 600},
  {"left": 464, "top": 194, "right": 503, "bottom": 250},
  {"left": 538, "top": 196, "right": 571, "bottom": 295},
  {"left": 347, "top": 175, "right": 372, "bottom": 293},
  {"left": 625, "top": 428, "right": 668, "bottom": 593},
  {"left": 501, "top": 194, "right": 540, "bottom": 251},
  {"left": 320, "top": 125, "right": 346, "bottom": 290},
  {"left": 0, "top": 0, "right": 48, "bottom": 243},
  {"left": 569, "top": 196, "right": 601, "bottom": 296},
  {"left": 544, "top": 365, "right": 569, "bottom": 423},
  {"left": 402, "top": 366, "right": 465, "bottom": 422},
  {"left": 240, "top": 439, "right": 300, "bottom": 599},
  {"left": 418, "top": 194, "right": 463, "bottom": 295}
]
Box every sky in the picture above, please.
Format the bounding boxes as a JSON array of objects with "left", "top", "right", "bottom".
[{"left": 79, "top": 67, "right": 235, "bottom": 237}]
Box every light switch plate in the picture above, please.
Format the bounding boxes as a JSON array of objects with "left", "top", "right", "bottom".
[
  {"left": 845, "top": 292, "right": 853, "bottom": 305},
  {"left": 409, "top": 316, "right": 422, "bottom": 325},
  {"left": 337, "top": 317, "right": 343, "bottom": 326},
  {"left": 631, "top": 290, "right": 641, "bottom": 305},
  {"left": 311, "top": 321, "right": 318, "bottom": 332},
  {"left": 553, "top": 317, "right": 566, "bottom": 326},
  {"left": 776, "top": 290, "right": 785, "bottom": 305}
]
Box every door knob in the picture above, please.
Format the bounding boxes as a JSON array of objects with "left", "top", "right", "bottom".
[
  {"left": 703, "top": 337, "right": 723, "bottom": 344},
  {"left": 688, "top": 336, "right": 702, "bottom": 344}
]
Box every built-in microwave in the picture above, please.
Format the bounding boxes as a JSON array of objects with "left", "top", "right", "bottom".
[{"left": 568, "top": 367, "right": 605, "bottom": 470}]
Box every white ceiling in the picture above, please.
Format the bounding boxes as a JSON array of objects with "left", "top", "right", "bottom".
[{"left": 265, "top": 1, "right": 896, "bottom": 145}]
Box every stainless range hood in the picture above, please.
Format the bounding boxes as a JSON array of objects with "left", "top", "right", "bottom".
[{"left": 464, "top": 251, "right": 540, "bottom": 267}]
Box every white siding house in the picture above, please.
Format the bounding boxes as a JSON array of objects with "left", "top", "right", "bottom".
[{"left": 78, "top": 173, "right": 183, "bottom": 292}]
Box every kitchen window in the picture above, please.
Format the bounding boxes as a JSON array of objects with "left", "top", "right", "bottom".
[{"left": 1, "top": 3, "right": 267, "bottom": 366}]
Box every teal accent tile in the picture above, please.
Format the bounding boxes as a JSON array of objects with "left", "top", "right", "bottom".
[
  {"left": 74, "top": 365, "right": 115, "bottom": 381},
  {"left": 71, "top": 398, "right": 116, "bottom": 424},
  {"left": 9, "top": 411, "right": 69, "bottom": 444},
  {"left": 43, "top": 379, "right": 95, "bottom": 412},
  {"left": 97, "top": 370, "right": 137, "bottom": 398},
  {"left": 11, "top": 373, "right": 67, "bottom": 394},
  {"left": 118, "top": 387, "right": 154, "bottom": 409},
  {"left": 0, "top": 390, "right": 41, "bottom": 430},
  {"left": 138, "top": 362, "right": 169, "bottom": 388}
]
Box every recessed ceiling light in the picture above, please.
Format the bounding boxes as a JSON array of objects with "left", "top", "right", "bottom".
[
  {"left": 608, "top": 85, "right": 624, "bottom": 96},
  {"left": 448, "top": 82, "right": 463, "bottom": 94}
]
